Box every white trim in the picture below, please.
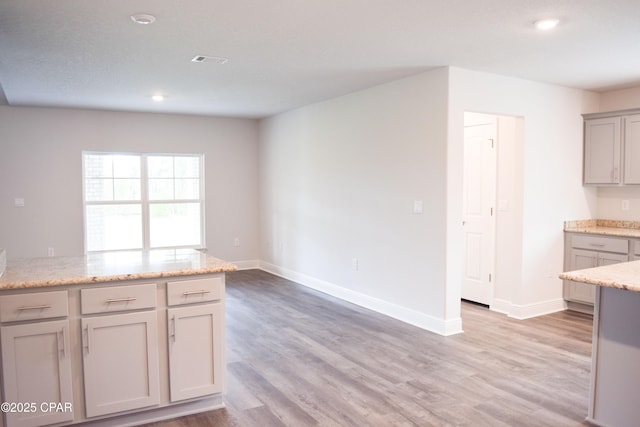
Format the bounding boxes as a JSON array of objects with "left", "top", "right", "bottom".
[
  {"left": 492, "top": 297, "right": 567, "bottom": 320},
  {"left": 489, "top": 298, "right": 512, "bottom": 315},
  {"left": 258, "top": 261, "right": 463, "bottom": 336},
  {"left": 231, "top": 259, "right": 261, "bottom": 270}
]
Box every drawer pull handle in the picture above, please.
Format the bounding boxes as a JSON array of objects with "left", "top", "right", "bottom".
[
  {"left": 17, "top": 304, "right": 52, "bottom": 311},
  {"left": 183, "top": 290, "right": 210, "bottom": 296},
  {"left": 589, "top": 243, "right": 606, "bottom": 247},
  {"left": 105, "top": 297, "right": 137, "bottom": 304}
]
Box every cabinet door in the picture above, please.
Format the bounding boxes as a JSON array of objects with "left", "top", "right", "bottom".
[
  {"left": 584, "top": 117, "right": 621, "bottom": 184},
  {"left": 624, "top": 114, "right": 640, "bottom": 184},
  {"left": 598, "top": 251, "right": 629, "bottom": 266},
  {"left": 1, "top": 320, "right": 73, "bottom": 427},
  {"left": 82, "top": 311, "right": 160, "bottom": 418},
  {"left": 168, "top": 303, "right": 224, "bottom": 402},
  {"left": 568, "top": 249, "right": 598, "bottom": 304}
]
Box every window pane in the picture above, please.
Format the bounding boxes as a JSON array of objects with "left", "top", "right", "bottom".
[
  {"left": 149, "top": 203, "right": 201, "bottom": 248},
  {"left": 85, "top": 179, "right": 113, "bottom": 201},
  {"left": 148, "top": 156, "right": 173, "bottom": 178},
  {"left": 114, "top": 178, "right": 141, "bottom": 200},
  {"left": 85, "top": 205, "right": 142, "bottom": 251},
  {"left": 85, "top": 154, "right": 113, "bottom": 178},
  {"left": 175, "top": 178, "right": 199, "bottom": 199},
  {"left": 148, "top": 178, "right": 174, "bottom": 200},
  {"left": 112, "top": 155, "right": 140, "bottom": 178},
  {"left": 174, "top": 157, "right": 199, "bottom": 178}
]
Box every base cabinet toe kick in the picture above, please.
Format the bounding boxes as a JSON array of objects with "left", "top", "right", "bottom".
[{"left": 0, "top": 274, "right": 226, "bottom": 427}]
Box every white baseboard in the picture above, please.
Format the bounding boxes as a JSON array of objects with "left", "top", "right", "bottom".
[
  {"left": 259, "top": 261, "right": 463, "bottom": 336},
  {"left": 492, "top": 297, "right": 567, "bottom": 319},
  {"left": 230, "top": 259, "right": 261, "bottom": 270}
]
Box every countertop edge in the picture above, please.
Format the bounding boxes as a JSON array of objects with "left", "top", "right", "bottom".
[
  {"left": 560, "top": 260, "right": 640, "bottom": 293},
  {"left": 0, "top": 265, "right": 238, "bottom": 290},
  {"left": 0, "top": 250, "right": 238, "bottom": 291}
]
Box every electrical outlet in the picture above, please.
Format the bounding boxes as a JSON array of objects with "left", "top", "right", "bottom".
[
  {"left": 352, "top": 258, "right": 359, "bottom": 271},
  {"left": 47, "top": 247, "right": 55, "bottom": 257},
  {"left": 622, "top": 200, "right": 630, "bottom": 211},
  {"left": 233, "top": 238, "right": 240, "bottom": 247}
]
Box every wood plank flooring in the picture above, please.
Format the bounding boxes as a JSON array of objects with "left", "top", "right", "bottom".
[{"left": 146, "top": 269, "right": 594, "bottom": 427}]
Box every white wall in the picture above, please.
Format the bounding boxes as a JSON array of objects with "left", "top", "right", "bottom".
[
  {"left": 258, "top": 68, "right": 457, "bottom": 334},
  {"left": 447, "top": 67, "right": 600, "bottom": 319},
  {"left": 0, "top": 106, "right": 260, "bottom": 264},
  {"left": 596, "top": 85, "right": 640, "bottom": 220},
  {"left": 494, "top": 115, "right": 524, "bottom": 311}
]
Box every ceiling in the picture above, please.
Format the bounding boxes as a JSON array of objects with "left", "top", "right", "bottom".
[{"left": 1, "top": 0, "right": 639, "bottom": 119}]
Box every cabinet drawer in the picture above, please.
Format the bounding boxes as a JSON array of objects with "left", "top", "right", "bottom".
[
  {"left": 81, "top": 283, "right": 156, "bottom": 314},
  {"left": 167, "top": 276, "right": 223, "bottom": 306},
  {"left": 571, "top": 234, "right": 628, "bottom": 254},
  {"left": 0, "top": 290, "right": 68, "bottom": 322}
]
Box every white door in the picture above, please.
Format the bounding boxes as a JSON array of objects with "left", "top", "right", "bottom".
[
  {"left": 82, "top": 311, "right": 160, "bottom": 418},
  {"left": 168, "top": 302, "right": 224, "bottom": 402},
  {"left": 462, "top": 114, "right": 497, "bottom": 305},
  {"left": 1, "top": 320, "right": 74, "bottom": 427}
]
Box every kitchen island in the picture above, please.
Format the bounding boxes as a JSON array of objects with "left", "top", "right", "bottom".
[
  {"left": 0, "top": 249, "right": 236, "bottom": 427},
  {"left": 560, "top": 261, "right": 640, "bottom": 427}
]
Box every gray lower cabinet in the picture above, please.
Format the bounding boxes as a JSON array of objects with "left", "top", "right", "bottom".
[
  {"left": 0, "top": 291, "right": 74, "bottom": 427},
  {"left": 564, "top": 233, "right": 630, "bottom": 309},
  {"left": 0, "top": 273, "right": 226, "bottom": 427}
]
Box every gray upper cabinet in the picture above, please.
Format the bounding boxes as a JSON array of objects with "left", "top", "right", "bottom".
[
  {"left": 584, "top": 109, "right": 640, "bottom": 185},
  {"left": 623, "top": 114, "right": 640, "bottom": 184},
  {"left": 584, "top": 116, "right": 621, "bottom": 184}
]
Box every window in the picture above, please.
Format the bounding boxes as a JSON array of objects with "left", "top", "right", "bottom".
[{"left": 83, "top": 152, "right": 204, "bottom": 252}]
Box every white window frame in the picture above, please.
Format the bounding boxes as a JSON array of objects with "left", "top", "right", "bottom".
[{"left": 82, "top": 151, "right": 206, "bottom": 253}]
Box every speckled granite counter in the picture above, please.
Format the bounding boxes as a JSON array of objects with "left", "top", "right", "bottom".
[
  {"left": 0, "top": 249, "right": 237, "bottom": 290},
  {"left": 560, "top": 260, "right": 640, "bottom": 293},
  {"left": 564, "top": 219, "right": 640, "bottom": 238}
]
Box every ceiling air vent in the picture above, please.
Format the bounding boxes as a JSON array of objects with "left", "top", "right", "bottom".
[{"left": 191, "top": 55, "right": 229, "bottom": 64}]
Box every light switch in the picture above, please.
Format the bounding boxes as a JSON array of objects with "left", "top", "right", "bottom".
[
  {"left": 413, "top": 200, "right": 423, "bottom": 214},
  {"left": 622, "top": 200, "right": 630, "bottom": 211},
  {"left": 14, "top": 198, "right": 25, "bottom": 208}
]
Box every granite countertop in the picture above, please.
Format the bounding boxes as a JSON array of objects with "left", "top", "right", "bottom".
[
  {"left": 564, "top": 219, "right": 640, "bottom": 238},
  {"left": 0, "top": 249, "right": 237, "bottom": 290},
  {"left": 560, "top": 260, "right": 640, "bottom": 293}
]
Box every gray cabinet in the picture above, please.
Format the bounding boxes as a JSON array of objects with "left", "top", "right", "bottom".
[
  {"left": 0, "top": 291, "right": 74, "bottom": 427},
  {"left": 623, "top": 114, "right": 640, "bottom": 184},
  {"left": 564, "top": 233, "right": 629, "bottom": 309},
  {"left": 584, "top": 117, "right": 621, "bottom": 184},
  {"left": 81, "top": 284, "right": 160, "bottom": 418},
  {"left": 167, "top": 277, "right": 225, "bottom": 402},
  {"left": 584, "top": 110, "right": 640, "bottom": 185}
]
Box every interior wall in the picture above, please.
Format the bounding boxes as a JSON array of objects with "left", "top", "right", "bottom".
[
  {"left": 447, "top": 67, "right": 600, "bottom": 319},
  {"left": 493, "top": 115, "right": 524, "bottom": 311},
  {"left": 0, "top": 106, "right": 260, "bottom": 264},
  {"left": 258, "top": 68, "right": 457, "bottom": 334},
  {"left": 596, "top": 85, "right": 640, "bottom": 220}
]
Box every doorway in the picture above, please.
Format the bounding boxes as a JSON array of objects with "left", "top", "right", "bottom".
[
  {"left": 462, "top": 113, "right": 497, "bottom": 306},
  {"left": 461, "top": 112, "right": 523, "bottom": 314}
]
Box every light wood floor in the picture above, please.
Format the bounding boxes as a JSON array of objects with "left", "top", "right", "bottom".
[{"left": 147, "top": 269, "right": 594, "bottom": 427}]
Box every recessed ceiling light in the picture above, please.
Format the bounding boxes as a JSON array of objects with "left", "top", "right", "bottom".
[
  {"left": 151, "top": 95, "right": 165, "bottom": 102},
  {"left": 131, "top": 13, "right": 156, "bottom": 25},
  {"left": 534, "top": 18, "right": 559, "bottom": 30}
]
